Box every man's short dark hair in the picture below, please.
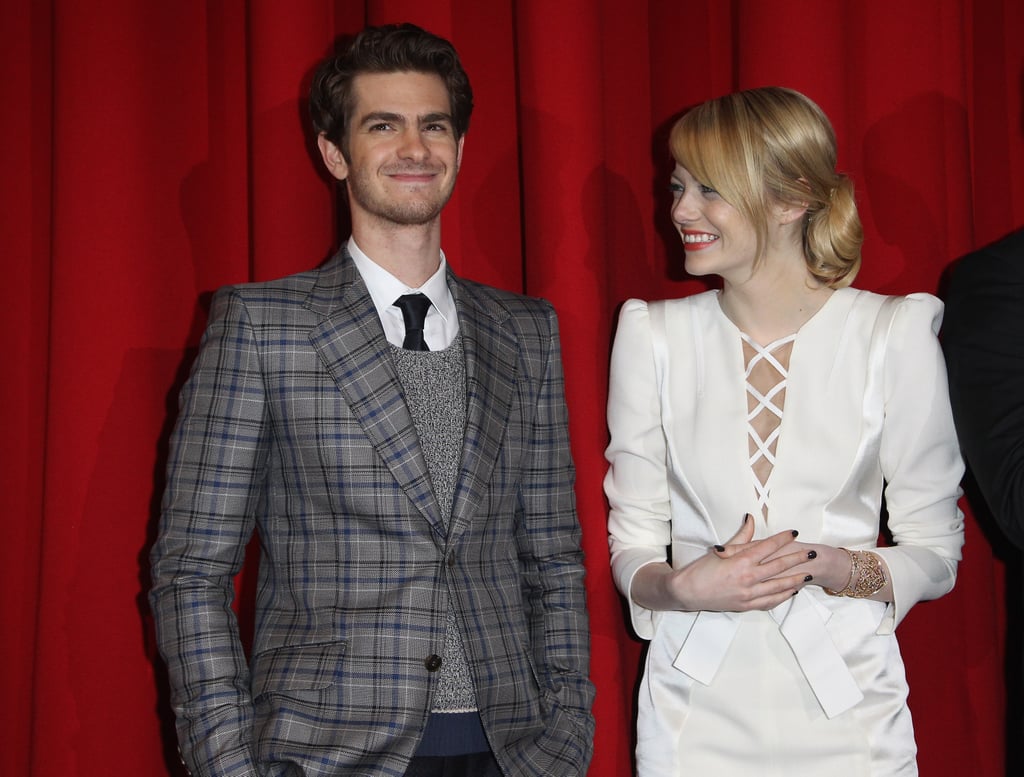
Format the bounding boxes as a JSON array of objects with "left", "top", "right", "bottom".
[{"left": 310, "top": 23, "right": 474, "bottom": 156}]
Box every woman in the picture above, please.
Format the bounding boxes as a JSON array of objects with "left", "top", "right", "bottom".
[{"left": 605, "top": 87, "right": 964, "bottom": 776}]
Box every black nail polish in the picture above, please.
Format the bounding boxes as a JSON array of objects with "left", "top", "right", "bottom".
[
  {"left": 714, "top": 545, "right": 725, "bottom": 552},
  {"left": 804, "top": 575, "right": 813, "bottom": 582},
  {"left": 743, "top": 514, "right": 750, "bottom": 524},
  {"left": 807, "top": 550, "right": 817, "bottom": 560},
  {"left": 791, "top": 530, "right": 799, "bottom": 537}
]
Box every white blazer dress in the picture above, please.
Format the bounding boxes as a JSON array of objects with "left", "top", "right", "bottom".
[{"left": 605, "top": 288, "right": 965, "bottom": 776}]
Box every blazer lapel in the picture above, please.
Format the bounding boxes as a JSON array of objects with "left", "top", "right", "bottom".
[
  {"left": 447, "top": 275, "right": 518, "bottom": 539},
  {"left": 305, "top": 251, "right": 444, "bottom": 533}
]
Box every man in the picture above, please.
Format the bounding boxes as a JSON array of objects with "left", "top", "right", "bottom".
[
  {"left": 150, "top": 24, "right": 595, "bottom": 777},
  {"left": 944, "top": 228, "right": 1024, "bottom": 770},
  {"left": 943, "top": 227, "right": 1024, "bottom": 549}
]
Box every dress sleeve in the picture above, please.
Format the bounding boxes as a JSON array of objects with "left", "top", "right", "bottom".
[
  {"left": 605, "top": 299, "right": 672, "bottom": 639},
  {"left": 873, "top": 293, "right": 965, "bottom": 633}
]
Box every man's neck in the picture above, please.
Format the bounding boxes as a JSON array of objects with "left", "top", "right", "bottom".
[{"left": 351, "top": 218, "right": 443, "bottom": 288}]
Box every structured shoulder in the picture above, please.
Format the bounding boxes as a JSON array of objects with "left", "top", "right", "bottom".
[
  {"left": 208, "top": 265, "right": 326, "bottom": 315},
  {"left": 833, "top": 288, "right": 941, "bottom": 329},
  {"left": 450, "top": 277, "right": 559, "bottom": 343},
  {"left": 956, "top": 228, "right": 1024, "bottom": 281},
  {"left": 619, "top": 290, "right": 718, "bottom": 322},
  {"left": 890, "top": 292, "right": 944, "bottom": 340},
  {"left": 455, "top": 276, "right": 552, "bottom": 314},
  {"left": 233, "top": 265, "right": 325, "bottom": 298}
]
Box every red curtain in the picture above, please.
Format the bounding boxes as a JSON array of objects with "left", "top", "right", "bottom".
[{"left": 4, "top": 1, "right": 1022, "bottom": 775}]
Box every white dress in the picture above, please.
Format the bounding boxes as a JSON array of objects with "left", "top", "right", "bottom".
[{"left": 605, "top": 288, "right": 965, "bottom": 776}]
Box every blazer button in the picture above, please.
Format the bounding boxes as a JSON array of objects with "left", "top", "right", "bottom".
[
  {"left": 447, "top": 552, "right": 457, "bottom": 568},
  {"left": 424, "top": 654, "right": 443, "bottom": 672}
]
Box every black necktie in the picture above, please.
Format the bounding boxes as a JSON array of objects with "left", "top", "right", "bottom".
[{"left": 394, "top": 293, "right": 431, "bottom": 351}]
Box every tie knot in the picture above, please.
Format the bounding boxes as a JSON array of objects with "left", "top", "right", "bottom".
[{"left": 394, "top": 293, "right": 431, "bottom": 351}]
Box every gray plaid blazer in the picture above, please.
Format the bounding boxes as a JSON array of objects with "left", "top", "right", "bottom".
[{"left": 149, "top": 249, "right": 595, "bottom": 777}]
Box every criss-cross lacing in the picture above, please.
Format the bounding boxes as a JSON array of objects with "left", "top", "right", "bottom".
[{"left": 740, "top": 332, "right": 796, "bottom": 518}]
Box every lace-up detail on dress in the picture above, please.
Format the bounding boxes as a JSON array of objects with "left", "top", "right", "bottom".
[{"left": 741, "top": 332, "right": 796, "bottom": 518}]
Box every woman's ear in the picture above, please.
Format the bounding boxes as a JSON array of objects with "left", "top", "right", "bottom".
[
  {"left": 774, "top": 199, "right": 808, "bottom": 226},
  {"left": 777, "top": 177, "right": 812, "bottom": 224}
]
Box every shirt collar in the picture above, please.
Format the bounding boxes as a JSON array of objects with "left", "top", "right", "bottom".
[{"left": 347, "top": 236, "right": 456, "bottom": 326}]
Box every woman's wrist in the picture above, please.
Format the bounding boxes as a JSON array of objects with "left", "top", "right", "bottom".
[
  {"left": 823, "top": 549, "right": 887, "bottom": 598},
  {"left": 632, "top": 562, "right": 688, "bottom": 612}
]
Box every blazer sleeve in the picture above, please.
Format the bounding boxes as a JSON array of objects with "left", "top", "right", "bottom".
[
  {"left": 512, "top": 300, "right": 596, "bottom": 775},
  {"left": 149, "top": 287, "right": 268, "bottom": 777},
  {"left": 604, "top": 299, "right": 671, "bottom": 639},
  {"left": 874, "top": 293, "right": 965, "bottom": 632},
  {"left": 943, "top": 242, "right": 1024, "bottom": 549}
]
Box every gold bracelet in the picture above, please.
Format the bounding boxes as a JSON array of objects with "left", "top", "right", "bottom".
[{"left": 824, "top": 549, "right": 887, "bottom": 598}]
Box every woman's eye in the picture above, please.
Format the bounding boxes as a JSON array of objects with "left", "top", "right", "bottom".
[
  {"left": 700, "top": 184, "right": 718, "bottom": 196},
  {"left": 669, "top": 182, "right": 685, "bottom": 195}
]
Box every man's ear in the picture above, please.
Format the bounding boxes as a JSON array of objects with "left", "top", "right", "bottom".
[
  {"left": 455, "top": 134, "right": 465, "bottom": 171},
  {"left": 317, "top": 133, "right": 349, "bottom": 181}
]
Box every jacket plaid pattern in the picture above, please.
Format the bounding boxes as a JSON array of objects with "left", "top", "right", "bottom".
[{"left": 149, "top": 249, "right": 595, "bottom": 777}]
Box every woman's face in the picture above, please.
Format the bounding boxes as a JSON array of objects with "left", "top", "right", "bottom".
[{"left": 669, "top": 163, "right": 759, "bottom": 282}]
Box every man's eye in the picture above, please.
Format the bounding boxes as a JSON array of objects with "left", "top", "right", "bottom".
[{"left": 369, "top": 123, "right": 393, "bottom": 132}]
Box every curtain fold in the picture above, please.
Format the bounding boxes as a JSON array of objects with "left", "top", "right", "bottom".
[
  {"left": 5, "top": 2, "right": 1021, "bottom": 775},
  {"left": 1, "top": 2, "right": 52, "bottom": 772}
]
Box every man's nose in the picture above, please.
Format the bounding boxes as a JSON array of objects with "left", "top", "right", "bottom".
[{"left": 398, "top": 128, "right": 429, "bottom": 160}]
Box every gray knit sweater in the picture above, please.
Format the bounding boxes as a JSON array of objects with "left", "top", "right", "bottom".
[{"left": 391, "top": 337, "right": 477, "bottom": 714}]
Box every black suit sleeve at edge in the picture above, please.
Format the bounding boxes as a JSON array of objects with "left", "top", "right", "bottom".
[{"left": 943, "top": 231, "right": 1024, "bottom": 550}]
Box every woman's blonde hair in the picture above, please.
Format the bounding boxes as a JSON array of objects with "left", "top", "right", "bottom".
[{"left": 669, "top": 87, "right": 863, "bottom": 287}]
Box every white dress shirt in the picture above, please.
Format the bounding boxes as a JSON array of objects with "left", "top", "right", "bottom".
[{"left": 348, "top": 237, "right": 459, "bottom": 350}]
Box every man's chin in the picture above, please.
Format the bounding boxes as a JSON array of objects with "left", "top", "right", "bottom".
[
  {"left": 385, "top": 193, "right": 456, "bottom": 226},
  {"left": 363, "top": 204, "right": 445, "bottom": 227}
]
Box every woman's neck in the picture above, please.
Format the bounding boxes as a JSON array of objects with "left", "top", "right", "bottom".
[{"left": 719, "top": 261, "right": 834, "bottom": 345}]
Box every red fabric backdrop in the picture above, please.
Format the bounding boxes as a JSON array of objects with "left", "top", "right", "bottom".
[{"left": 4, "top": 1, "right": 1023, "bottom": 775}]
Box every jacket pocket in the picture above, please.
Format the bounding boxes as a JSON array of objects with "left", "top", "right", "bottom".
[{"left": 250, "top": 640, "right": 347, "bottom": 699}]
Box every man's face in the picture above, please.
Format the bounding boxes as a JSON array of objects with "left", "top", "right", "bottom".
[{"left": 320, "top": 71, "right": 464, "bottom": 229}]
